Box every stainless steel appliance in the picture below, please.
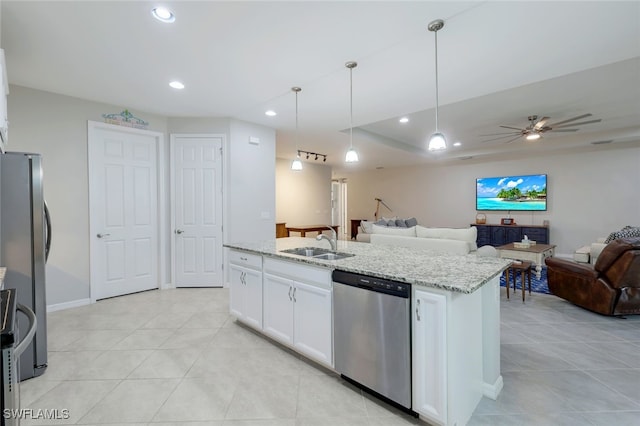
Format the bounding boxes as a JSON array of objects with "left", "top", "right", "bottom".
[
  {"left": 0, "top": 152, "right": 50, "bottom": 381},
  {"left": 1, "top": 288, "right": 38, "bottom": 426},
  {"left": 332, "top": 270, "right": 413, "bottom": 411}
]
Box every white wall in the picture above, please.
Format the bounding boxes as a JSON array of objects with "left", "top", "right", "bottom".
[
  {"left": 227, "top": 119, "right": 276, "bottom": 243},
  {"left": 275, "top": 158, "right": 332, "bottom": 228},
  {"left": 7, "top": 90, "right": 278, "bottom": 307},
  {"left": 7, "top": 85, "right": 168, "bottom": 306},
  {"left": 339, "top": 144, "right": 640, "bottom": 256}
]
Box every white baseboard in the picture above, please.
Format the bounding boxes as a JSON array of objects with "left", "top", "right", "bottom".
[
  {"left": 482, "top": 374, "right": 504, "bottom": 400},
  {"left": 47, "top": 298, "right": 91, "bottom": 313}
]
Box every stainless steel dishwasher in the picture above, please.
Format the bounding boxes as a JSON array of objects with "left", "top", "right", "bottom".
[{"left": 333, "top": 270, "right": 413, "bottom": 412}]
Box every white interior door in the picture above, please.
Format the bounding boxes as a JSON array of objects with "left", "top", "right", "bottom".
[
  {"left": 172, "top": 135, "right": 223, "bottom": 287},
  {"left": 88, "top": 123, "right": 162, "bottom": 300}
]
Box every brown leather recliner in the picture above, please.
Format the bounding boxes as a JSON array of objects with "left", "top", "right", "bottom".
[{"left": 545, "top": 237, "right": 640, "bottom": 315}]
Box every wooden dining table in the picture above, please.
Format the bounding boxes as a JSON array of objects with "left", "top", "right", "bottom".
[{"left": 285, "top": 225, "right": 339, "bottom": 237}]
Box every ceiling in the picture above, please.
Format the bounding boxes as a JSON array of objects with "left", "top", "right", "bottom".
[{"left": 2, "top": 1, "right": 640, "bottom": 173}]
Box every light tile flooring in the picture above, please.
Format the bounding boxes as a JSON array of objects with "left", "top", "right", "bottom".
[{"left": 19, "top": 288, "right": 640, "bottom": 425}]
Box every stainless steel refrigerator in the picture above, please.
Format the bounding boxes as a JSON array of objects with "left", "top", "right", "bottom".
[{"left": 0, "top": 152, "right": 50, "bottom": 381}]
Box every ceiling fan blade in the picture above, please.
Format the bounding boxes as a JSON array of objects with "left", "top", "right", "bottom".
[
  {"left": 547, "top": 113, "right": 592, "bottom": 127},
  {"left": 549, "top": 128, "right": 579, "bottom": 132},
  {"left": 533, "top": 117, "right": 550, "bottom": 130},
  {"left": 499, "top": 125, "right": 525, "bottom": 131},
  {"left": 481, "top": 134, "right": 522, "bottom": 142},
  {"left": 479, "top": 131, "right": 521, "bottom": 136},
  {"left": 504, "top": 135, "right": 524, "bottom": 144},
  {"left": 553, "top": 119, "right": 602, "bottom": 128}
]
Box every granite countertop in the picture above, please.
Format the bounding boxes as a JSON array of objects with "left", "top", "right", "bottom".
[{"left": 225, "top": 237, "right": 511, "bottom": 294}]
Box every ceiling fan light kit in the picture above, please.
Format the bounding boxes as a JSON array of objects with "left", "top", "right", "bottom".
[{"left": 427, "top": 19, "right": 447, "bottom": 152}]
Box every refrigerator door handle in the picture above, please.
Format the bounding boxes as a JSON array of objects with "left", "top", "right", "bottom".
[
  {"left": 44, "top": 200, "right": 52, "bottom": 262},
  {"left": 15, "top": 303, "right": 38, "bottom": 358}
]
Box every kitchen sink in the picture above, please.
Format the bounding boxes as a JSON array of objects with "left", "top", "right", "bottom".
[
  {"left": 280, "top": 247, "right": 355, "bottom": 260},
  {"left": 312, "top": 252, "right": 355, "bottom": 260}
]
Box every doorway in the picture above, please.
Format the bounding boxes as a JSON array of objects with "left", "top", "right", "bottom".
[
  {"left": 88, "top": 121, "right": 166, "bottom": 301},
  {"left": 170, "top": 134, "right": 224, "bottom": 287},
  {"left": 331, "top": 179, "right": 348, "bottom": 239}
]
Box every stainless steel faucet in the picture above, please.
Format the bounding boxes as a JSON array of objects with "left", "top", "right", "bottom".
[{"left": 316, "top": 225, "right": 337, "bottom": 251}]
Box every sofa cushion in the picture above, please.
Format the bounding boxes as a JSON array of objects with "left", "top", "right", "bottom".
[
  {"left": 415, "top": 226, "right": 478, "bottom": 251},
  {"left": 604, "top": 226, "right": 640, "bottom": 243},
  {"left": 370, "top": 234, "right": 470, "bottom": 255},
  {"left": 371, "top": 224, "right": 416, "bottom": 237}
]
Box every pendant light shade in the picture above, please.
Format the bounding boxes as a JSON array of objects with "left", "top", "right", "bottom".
[
  {"left": 427, "top": 19, "right": 447, "bottom": 151},
  {"left": 290, "top": 87, "right": 303, "bottom": 171},
  {"left": 345, "top": 61, "right": 359, "bottom": 163},
  {"left": 291, "top": 153, "right": 303, "bottom": 170}
]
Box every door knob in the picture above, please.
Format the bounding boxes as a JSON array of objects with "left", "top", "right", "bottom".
[
  {"left": 175, "top": 229, "right": 184, "bottom": 235},
  {"left": 96, "top": 233, "right": 111, "bottom": 238}
]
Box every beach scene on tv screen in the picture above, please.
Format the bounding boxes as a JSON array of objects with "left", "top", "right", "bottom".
[{"left": 477, "top": 174, "right": 547, "bottom": 211}]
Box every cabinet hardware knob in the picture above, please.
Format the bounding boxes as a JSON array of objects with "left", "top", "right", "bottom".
[
  {"left": 288, "top": 286, "right": 292, "bottom": 301},
  {"left": 416, "top": 299, "right": 421, "bottom": 321},
  {"left": 293, "top": 287, "right": 297, "bottom": 302}
]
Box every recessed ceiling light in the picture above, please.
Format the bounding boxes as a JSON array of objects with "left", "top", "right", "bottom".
[
  {"left": 152, "top": 7, "right": 175, "bottom": 23},
  {"left": 169, "top": 81, "right": 185, "bottom": 89},
  {"left": 265, "top": 110, "right": 277, "bottom": 117},
  {"left": 453, "top": 142, "right": 462, "bottom": 147},
  {"left": 399, "top": 117, "right": 409, "bottom": 124}
]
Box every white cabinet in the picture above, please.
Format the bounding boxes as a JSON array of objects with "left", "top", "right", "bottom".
[
  {"left": 229, "top": 250, "right": 263, "bottom": 330},
  {"left": 263, "top": 258, "right": 332, "bottom": 367},
  {"left": 0, "top": 49, "right": 9, "bottom": 153},
  {"left": 412, "top": 289, "right": 447, "bottom": 425}
]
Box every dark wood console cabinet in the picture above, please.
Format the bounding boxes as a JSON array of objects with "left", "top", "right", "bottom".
[{"left": 472, "top": 224, "right": 549, "bottom": 247}]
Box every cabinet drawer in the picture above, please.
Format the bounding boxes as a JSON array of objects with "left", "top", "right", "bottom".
[
  {"left": 229, "top": 250, "right": 262, "bottom": 270},
  {"left": 264, "top": 257, "right": 331, "bottom": 289}
]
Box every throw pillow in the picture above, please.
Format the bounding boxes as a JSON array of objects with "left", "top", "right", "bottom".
[
  {"left": 382, "top": 216, "right": 398, "bottom": 222},
  {"left": 360, "top": 220, "right": 374, "bottom": 234},
  {"left": 374, "top": 219, "right": 388, "bottom": 227},
  {"left": 604, "top": 226, "right": 640, "bottom": 243},
  {"left": 395, "top": 219, "right": 408, "bottom": 228},
  {"left": 404, "top": 217, "right": 418, "bottom": 227}
]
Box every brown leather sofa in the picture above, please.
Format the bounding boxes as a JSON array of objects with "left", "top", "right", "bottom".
[{"left": 545, "top": 237, "right": 640, "bottom": 315}]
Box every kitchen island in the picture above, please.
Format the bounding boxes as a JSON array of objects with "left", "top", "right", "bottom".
[{"left": 225, "top": 237, "right": 510, "bottom": 426}]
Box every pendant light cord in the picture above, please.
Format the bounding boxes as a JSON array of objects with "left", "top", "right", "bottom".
[
  {"left": 349, "top": 66, "right": 354, "bottom": 149},
  {"left": 434, "top": 29, "right": 439, "bottom": 132},
  {"left": 295, "top": 90, "right": 299, "bottom": 151}
]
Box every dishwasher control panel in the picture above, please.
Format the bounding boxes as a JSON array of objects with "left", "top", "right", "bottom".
[{"left": 332, "top": 270, "right": 410, "bottom": 298}]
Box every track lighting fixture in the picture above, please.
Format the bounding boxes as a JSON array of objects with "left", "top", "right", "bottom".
[{"left": 297, "top": 150, "right": 327, "bottom": 163}]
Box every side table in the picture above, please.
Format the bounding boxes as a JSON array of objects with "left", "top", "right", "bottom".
[{"left": 505, "top": 260, "right": 532, "bottom": 302}]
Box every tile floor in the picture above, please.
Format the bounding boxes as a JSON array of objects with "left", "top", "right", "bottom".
[{"left": 18, "top": 287, "right": 640, "bottom": 425}]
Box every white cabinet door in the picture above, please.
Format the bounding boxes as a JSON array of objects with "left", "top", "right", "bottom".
[
  {"left": 263, "top": 273, "right": 294, "bottom": 345},
  {"left": 412, "top": 289, "right": 447, "bottom": 425},
  {"left": 243, "top": 267, "right": 263, "bottom": 330},
  {"left": 229, "top": 263, "right": 263, "bottom": 330},
  {"left": 293, "top": 281, "right": 332, "bottom": 366}
]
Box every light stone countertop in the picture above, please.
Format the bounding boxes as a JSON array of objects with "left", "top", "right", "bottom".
[{"left": 225, "top": 237, "right": 511, "bottom": 294}]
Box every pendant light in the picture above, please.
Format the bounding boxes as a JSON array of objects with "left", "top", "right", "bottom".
[
  {"left": 427, "top": 19, "right": 447, "bottom": 151},
  {"left": 345, "top": 61, "right": 359, "bottom": 163},
  {"left": 290, "top": 87, "right": 303, "bottom": 171}
]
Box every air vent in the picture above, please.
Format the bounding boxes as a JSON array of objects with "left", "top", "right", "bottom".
[{"left": 591, "top": 140, "right": 613, "bottom": 145}]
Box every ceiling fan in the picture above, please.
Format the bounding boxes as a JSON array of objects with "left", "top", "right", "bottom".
[{"left": 481, "top": 114, "right": 602, "bottom": 144}]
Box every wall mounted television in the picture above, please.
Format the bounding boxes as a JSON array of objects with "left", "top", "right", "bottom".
[{"left": 476, "top": 174, "right": 547, "bottom": 211}]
